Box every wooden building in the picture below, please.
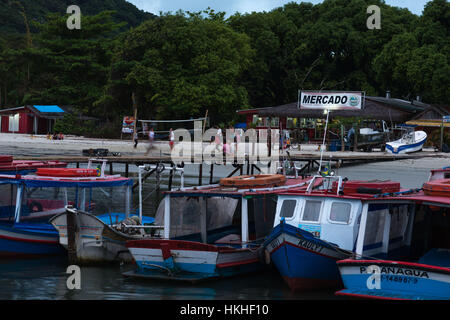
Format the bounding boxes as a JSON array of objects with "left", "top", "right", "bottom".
[
  {"left": 0, "top": 105, "right": 65, "bottom": 134},
  {"left": 237, "top": 95, "right": 429, "bottom": 142}
]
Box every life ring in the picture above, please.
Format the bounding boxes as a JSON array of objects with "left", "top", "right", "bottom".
[
  {"left": 423, "top": 178, "right": 450, "bottom": 197},
  {"left": 220, "top": 174, "right": 286, "bottom": 189},
  {"left": 36, "top": 168, "right": 99, "bottom": 177}
]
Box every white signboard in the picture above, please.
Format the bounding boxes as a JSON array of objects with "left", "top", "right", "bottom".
[{"left": 300, "top": 91, "right": 363, "bottom": 110}]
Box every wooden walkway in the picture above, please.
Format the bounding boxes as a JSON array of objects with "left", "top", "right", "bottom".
[
  {"left": 13, "top": 151, "right": 447, "bottom": 164},
  {"left": 12, "top": 151, "right": 448, "bottom": 187}
]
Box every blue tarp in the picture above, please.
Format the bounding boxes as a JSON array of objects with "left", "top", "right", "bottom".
[
  {"left": 0, "top": 177, "right": 132, "bottom": 188},
  {"left": 33, "top": 105, "right": 64, "bottom": 113}
]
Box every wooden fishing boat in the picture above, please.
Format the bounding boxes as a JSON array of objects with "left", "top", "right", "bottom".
[
  {"left": 123, "top": 174, "right": 321, "bottom": 282},
  {"left": 260, "top": 175, "right": 418, "bottom": 291},
  {"left": 336, "top": 178, "right": 450, "bottom": 300},
  {"left": 0, "top": 160, "right": 133, "bottom": 257},
  {"left": 50, "top": 207, "right": 155, "bottom": 263},
  {"left": 50, "top": 164, "right": 181, "bottom": 263}
]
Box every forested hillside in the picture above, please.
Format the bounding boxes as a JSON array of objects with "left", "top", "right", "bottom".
[
  {"left": 0, "top": 0, "right": 154, "bottom": 34},
  {"left": 0, "top": 0, "right": 448, "bottom": 137}
]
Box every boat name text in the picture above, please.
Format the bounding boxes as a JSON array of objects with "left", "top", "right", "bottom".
[{"left": 360, "top": 266, "right": 429, "bottom": 278}]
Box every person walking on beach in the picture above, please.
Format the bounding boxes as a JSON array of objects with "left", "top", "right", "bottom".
[
  {"left": 145, "top": 128, "right": 155, "bottom": 155},
  {"left": 215, "top": 126, "right": 222, "bottom": 152},
  {"left": 133, "top": 131, "right": 139, "bottom": 148},
  {"left": 169, "top": 128, "right": 175, "bottom": 151}
]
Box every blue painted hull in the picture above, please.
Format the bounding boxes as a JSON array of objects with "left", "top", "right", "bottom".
[
  {"left": 336, "top": 260, "right": 450, "bottom": 300},
  {"left": 262, "top": 222, "right": 349, "bottom": 291},
  {"left": 385, "top": 136, "right": 426, "bottom": 154},
  {"left": 0, "top": 222, "right": 65, "bottom": 257},
  {"left": 127, "top": 239, "right": 263, "bottom": 281}
]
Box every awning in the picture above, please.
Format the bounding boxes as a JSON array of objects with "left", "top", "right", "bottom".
[{"left": 406, "top": 120, "right": 450, "bottom": 127}]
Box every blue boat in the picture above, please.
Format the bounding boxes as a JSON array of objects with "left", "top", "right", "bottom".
[
  {"left": 125, "top": 175, "right": 315, "bottom": 282},
  {"left": 336, "top": 175, "right": 450, "bottom": 300},
  {"left": 261, "top": 175, "right": 418, "bottom": 291},
  {"left": 0, "top": 163, "right": 134, "bottom": 258}
]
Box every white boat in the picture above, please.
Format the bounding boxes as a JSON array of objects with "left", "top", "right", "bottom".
[
  {"left": 386, "top": 130, "right": 427, "bottom": 154},
  {"left": 50, "top": 163, "right": 184, "bottom": 263}
]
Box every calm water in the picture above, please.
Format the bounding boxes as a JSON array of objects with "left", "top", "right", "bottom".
[{"left": 1, "top": 146, "right": 448, "bottom": 300}]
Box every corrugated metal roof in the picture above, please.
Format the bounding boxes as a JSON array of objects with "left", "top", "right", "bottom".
[{"left": 32, "top": 105, "right": 64, "bottom": 113}]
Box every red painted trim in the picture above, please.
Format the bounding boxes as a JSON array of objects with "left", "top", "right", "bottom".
[
  {"left": 0, "top": 234, "right": 58, "bottom": 244},
  {"left": 216, "top": 258, "right": 259, "bottom": 269},
  {"left": 337, "top": 259, "right": 450, "bottom": 273},
  {"left": 335, "top": 290, "right": 408, "bottom": 300},
  {"left": 128, "top": 239, "right": 220, "bottom": 252}
]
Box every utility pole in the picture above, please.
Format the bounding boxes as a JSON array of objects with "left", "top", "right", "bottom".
[{"left": 132, "top": 92, "right": 138, "bottom": 140}]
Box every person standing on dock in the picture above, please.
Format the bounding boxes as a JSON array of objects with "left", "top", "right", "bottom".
[
  {"left": 169, "top": 128, "right": 175, "bottom": 151},
  {"left": 133, "top": 130, "right": 139, "bottom": 148},
  {"left": 145, "top": 127, "right": 155, "bottom": 155},
  {"left": 215, "top": 126, "right": 222, "bottom": 152}
]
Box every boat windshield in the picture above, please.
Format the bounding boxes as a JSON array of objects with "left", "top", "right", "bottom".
[
  {"left": 154, "top": 195, "right": 278, "bottom": 242},
  {"left": 0, "top": 183, "right": 18, "bottom": 223},
  {"left": 0, "top": 182, "right": 131, "bottom": 224}
]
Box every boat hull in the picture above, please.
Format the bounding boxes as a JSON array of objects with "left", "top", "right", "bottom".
[
  {"left": 0, "top": 222, "right": 65, "bottom": 257},
  {"left": 262, "top": 222, "right": 349, "bottom": 291},
  {"left": 127, "top": 239, "right": 262, "bottom": 281},
  {"left": 336, "top": 259, "right": 450, "bottom": 300},
  {"left": 50, "top": 211, "right": 154, "bottom": 263},
  {"left": 386, "top": 131, "right": 427, "bottom": 154}
]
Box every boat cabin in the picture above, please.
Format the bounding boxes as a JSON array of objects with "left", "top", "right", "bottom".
[
  {"left": 153, "top": 177, "right": 314, "bottom": 247},
  {"left": 273, "top": 176, "right": 416, "bottom": 258},
  {"left": 0, "top": 163, "right": 132, "bottom": 225}
]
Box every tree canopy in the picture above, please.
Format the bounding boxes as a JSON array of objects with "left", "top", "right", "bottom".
[{"left": 0, "top": 0, "right": 448, "bottom": 136}]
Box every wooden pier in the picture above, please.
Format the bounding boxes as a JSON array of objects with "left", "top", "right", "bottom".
[{"left": 13, "top": 151, "right": 449, "bottom": 187}]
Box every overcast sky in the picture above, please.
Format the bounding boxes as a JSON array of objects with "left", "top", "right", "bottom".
[{"left": 128, "top": 0, "right": 429, "bottom": 16}]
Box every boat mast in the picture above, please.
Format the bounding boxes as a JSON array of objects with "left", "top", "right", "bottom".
[{"left": 317, "top": 109, "right": 330, "bottom": 174}]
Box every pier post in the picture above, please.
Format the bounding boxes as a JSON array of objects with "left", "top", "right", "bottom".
[
  {"left": 198, "top": 163, "right": 203, "bottom": 186},
  {"left": 168, "top": 162, "right": 174, "bottom": 191},
  {"left": 209, "top": 163, "right": 214, "bottom": 184},
  {"left": 109, "top": 162, "right": 113, "bottom": 175},
  {"left": 125, "top": 163, "right": 129, "bottom": 177},
  {"left": 67, "top": 209, "right": 78, "bottom": 264},
  {"left": 341, "top": 124, "right": 345, "bottom": 152}
]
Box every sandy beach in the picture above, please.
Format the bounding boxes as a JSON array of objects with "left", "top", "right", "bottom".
[{"left": 1, "top": 132, "right": 450, "bottom": 190}]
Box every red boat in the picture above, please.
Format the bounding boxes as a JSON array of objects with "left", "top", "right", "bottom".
[{"left": 0, "top": 155, "right": 66, "bottom": 174}]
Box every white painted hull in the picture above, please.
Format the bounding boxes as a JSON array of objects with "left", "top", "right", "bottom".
[
  {"left": 386, "top": 131, "right": 427, "bottom": 154},
  {"left": 51, "top": 212, "right": 136, "bottom": 263}
]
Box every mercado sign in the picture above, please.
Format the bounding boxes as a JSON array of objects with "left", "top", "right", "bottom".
[
  {"left": 299, "top": 91, "right": 364, "bottom": 110},
  {"left": 122, "top": 116, "right": 136, "bottom": 134}
]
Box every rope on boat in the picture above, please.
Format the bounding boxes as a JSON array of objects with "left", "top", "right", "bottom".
[{"left": 131, "top": 179, "right": 162, "bottom": 214}]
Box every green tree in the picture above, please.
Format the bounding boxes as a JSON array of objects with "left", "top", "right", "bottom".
[
  {"left": 101, "top": 10, "right": 253, "bottom": 123},
  {"left": 23, "top": 11, "right": 124, "bottom": 115}
]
